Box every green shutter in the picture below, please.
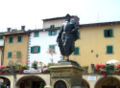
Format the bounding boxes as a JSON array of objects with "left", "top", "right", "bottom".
[
  {"left": 54, "top": 30, "right": 57, "bottom": 35},
  {"left": 18, "top": 36, "right": 22, "bottom": 42},
  {"left": 104, "top": 30, "right": 107, "bottom": 37},
  {"left": 37, "top": 46, "right": 40, "bottom": 53},
  {"left": 74, "top": 47, "right": 79, "bottom": 55},
  {"left": 0, "top": 36, "right": 3, "bottom": 39},
  {"left": 8, "top": 52, "right": 12, "bottom": 58},
  {"left": 16, "top": 51, "right": 21, "bottom": 58},
  {"left": 9, "top": 37, "right": 13, "bottom": 43},
  {"left": 31, "top": 47, "right": 33, "bottom": 53},
  {"left": 107, "top": 46, "right": 113, "bottom": 54},
  {"left": 48, "top": 31, "right": 51, "bottom": 36},
  {"left": 104, "top": 29, "right": 113, "bottom": 37},
  {"left": 109, "top": 29, "right": 113, "bottom": 37},
  {"left": 34, "top": 32, "right": 39, "bottom": 37},
  {"left": 49, "top": 45, "right": 55, "bottom": 50}
]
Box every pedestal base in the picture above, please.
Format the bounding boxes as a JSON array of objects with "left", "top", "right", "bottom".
[{"left": 50, "top": 60, "right": 83, "bottom": 88}]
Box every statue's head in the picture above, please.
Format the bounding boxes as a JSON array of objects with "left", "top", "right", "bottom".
[
  {"left": 65, "top": 14, "right": 71, "bottom": 22},
  {"left": 71, "top": 20, "right": 76, "bottom": 24},
  {"left": 73, "top": 16, "right": 80, "bottom": 25}
]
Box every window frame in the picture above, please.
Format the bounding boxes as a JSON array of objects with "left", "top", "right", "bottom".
[
  {"left": 74, "top": 47, "right": 79, "bottom": 55},
  {"left": 17, "top": 36, "right": 22, "bottom": 42},
  {"left": 48, "top": 29, "right": 57, "bottom": 36},
  {"left": 0, "top": 36, "right": 3, "bottom": 39},
  {"left": 106, "top": 45, "right": 113, "bottom": 54},
  {"left": 49, "top": 45, "right": 55, "bottom": 50},
  {"left": 31, "top": 46, "right": 40, "bottom": 54},
  {"left": 8, "top": 52, "right": 12, "bottom": 58},
  {"left": 16, "top": 51, "right": 21, "bottom": 58},
  {"left": 104, "top": 29, "right": 113, "bottom": 38},
  {"left": 9, "top": 37, "right": 13, "bottom": 43},
  {"left": 34, "top": 32, "right": 39, "bottom": 37}
]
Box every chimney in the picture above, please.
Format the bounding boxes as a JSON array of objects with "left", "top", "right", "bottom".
[
  {"left": 7, "top": 28, "right": 11, "bottom": 32},
  {"left": 21, "top": 26, "right": 25, "bottom": 31}
]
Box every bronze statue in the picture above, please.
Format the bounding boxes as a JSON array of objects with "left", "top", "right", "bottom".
[{"left": 57, "top": 14, "right": 79, "bottom": 61}]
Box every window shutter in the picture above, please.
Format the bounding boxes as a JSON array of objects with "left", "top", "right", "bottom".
[
  {"left": 8, "top": 52, "right": 12, "bottom": 58},
  {"left": 107, "top": 46, "right": 113, "bottom": 54},
  {"left": 9, "top": 37, "right": 13, "bottom": 43},
  {"left": 48, "top": 31, "right": 51, "bottom": 36},
  {"left": 34, "top": 32, "right": 39, "bottom": 37},
  {"left": 16, "top": 51, "right": 21, "bottom": 58},
  {"left": 74, "top": 47, "right": 79, "bottom": 55},
  {"left": 104, "top": 30, "right": 107, "bottom": 37},
  {"left": 31, "top": 47, "right": 33, "bottom": 53},
  {"left": 55, "top": 30, "right": 57, "bottom": 35},
  {"left": 0, "top": 36, "right": 3, "bottom": 39},
  {"left": 110, "top": 29, "right": 113, "bottom": 37},
  {"left": 37, "top": 46, "right": 40, "bottom": 53},
  {"left": 49, "top": 45, "right": 55, "bottom": 50},
  {"left": 18, "top": 36, "right": 22, "bottom": 42}
]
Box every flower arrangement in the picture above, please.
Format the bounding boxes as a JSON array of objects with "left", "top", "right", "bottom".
[
  {"left": 0, "top": 64, "right": 29, "bottom": 74},
  {"left": 0, "top": 65, "right": 6, "bottom": 74},
  {"left": 95, "top": 64, "right": 120, "bottom": 76},
  {"left": 0, "top": 65, "right": 10, "bottom": 74},
  {"left": 0, "top": 61, "right": 53, "bottom": 74},
  {"left": 15, "top": 64, "right": 29, "bottom": 74},
  {"left": 32, "top": 61, "right": 38, "bottom": 69}
]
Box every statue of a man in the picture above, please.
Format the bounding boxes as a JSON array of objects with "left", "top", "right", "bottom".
[{"left": 57, "top": 14, "right": 79, "bottom": 60}]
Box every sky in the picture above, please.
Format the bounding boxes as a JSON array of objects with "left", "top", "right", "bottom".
[{"left": 0, "top": 0, "right": 120, "bottom": 32}]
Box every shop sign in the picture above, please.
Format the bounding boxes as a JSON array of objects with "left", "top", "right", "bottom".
[
  {"left": 24, "top": 69, "right": 42, "bottom": 73},
  {"left": 88, "top": 76, "right": 96, "bottom": 81}
]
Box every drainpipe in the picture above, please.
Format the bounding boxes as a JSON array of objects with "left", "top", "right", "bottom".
[{"left": 27, "top": 30, "right": 31, "bottom": 67}]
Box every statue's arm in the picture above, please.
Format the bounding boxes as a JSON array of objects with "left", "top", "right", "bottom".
[
  {"left": 71, "top": 24, "right": 79, "bottom": 33},
  {"left": 57, "top": 26, "right": 63, "bottom": 42}
]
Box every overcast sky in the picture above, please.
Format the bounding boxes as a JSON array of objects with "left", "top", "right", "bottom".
[{"left": 0, "top": 0, "right": 120, "bottom": 32}]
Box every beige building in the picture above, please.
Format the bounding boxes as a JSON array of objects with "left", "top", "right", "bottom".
[
  {"left": 3, "top": 27, "right": 28, "bottom": 66},
  {"left": 70, "top": 21, "right": 120, "bottom": 69},
  {"left": 0, "top": 34, "right": 4, "bottom": 65},
  {"left": 43, "top": 15, "right": 78, "bottom": 29}
]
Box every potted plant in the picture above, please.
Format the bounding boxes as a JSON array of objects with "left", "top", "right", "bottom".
[{"left": 32, "top": 61, "right": 38, "bottom": 69}]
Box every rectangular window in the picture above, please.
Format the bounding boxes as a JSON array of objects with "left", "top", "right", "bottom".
[
  {"left": 8, "top": 52, "right": 12, "bottom": 58},
  {"left": 31, "top": 46, "right": 40, "bottom": 53},
  {"left": 17, "top": 36, "right": 22, "bottom": 42},
  {"left": 16, "top": 51, "right": 21, "bottom": 58},
  {"left": 34, "top": 32, "right": 39, "bottom": 37},
  {"left": 9, "top": 37, "right": 13, "bottom": 43},
  {"left": 74, "top": 47, "right": 79, "bottom": 55},
  {"left": 49, "top": 45, "right": 55, "bottom": 50},
  {"left": 106, "top": 45, "right": 113, "bottom": 54},
  {"left": 104, "top": 29, "right": 113, "bottom": 37},
  {"left": 0, "top": 36, "right": 3, "bottom": 39},
  {"left": 48, "top": 30, "right": 57, "bottom": 36}
]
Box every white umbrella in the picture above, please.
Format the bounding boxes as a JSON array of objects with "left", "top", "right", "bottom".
[{"left": 106, "top": 59, "right": 120, "bottom": 64}]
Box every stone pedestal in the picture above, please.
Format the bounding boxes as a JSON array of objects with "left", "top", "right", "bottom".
[{"left": 50, "top": 61, "right": 83, "bottom": 88}]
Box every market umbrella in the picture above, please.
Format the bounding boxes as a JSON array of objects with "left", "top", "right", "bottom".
[{"left": 106, "top": 59, "right": 120, "bottom": 64}]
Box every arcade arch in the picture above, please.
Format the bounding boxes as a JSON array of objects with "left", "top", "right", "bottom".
[
  {"left": 95, "top": 76, "right": 120, "bottom": 88},
  {"left": 16, "top": 76, "right": 46, "bottom": 88}
]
